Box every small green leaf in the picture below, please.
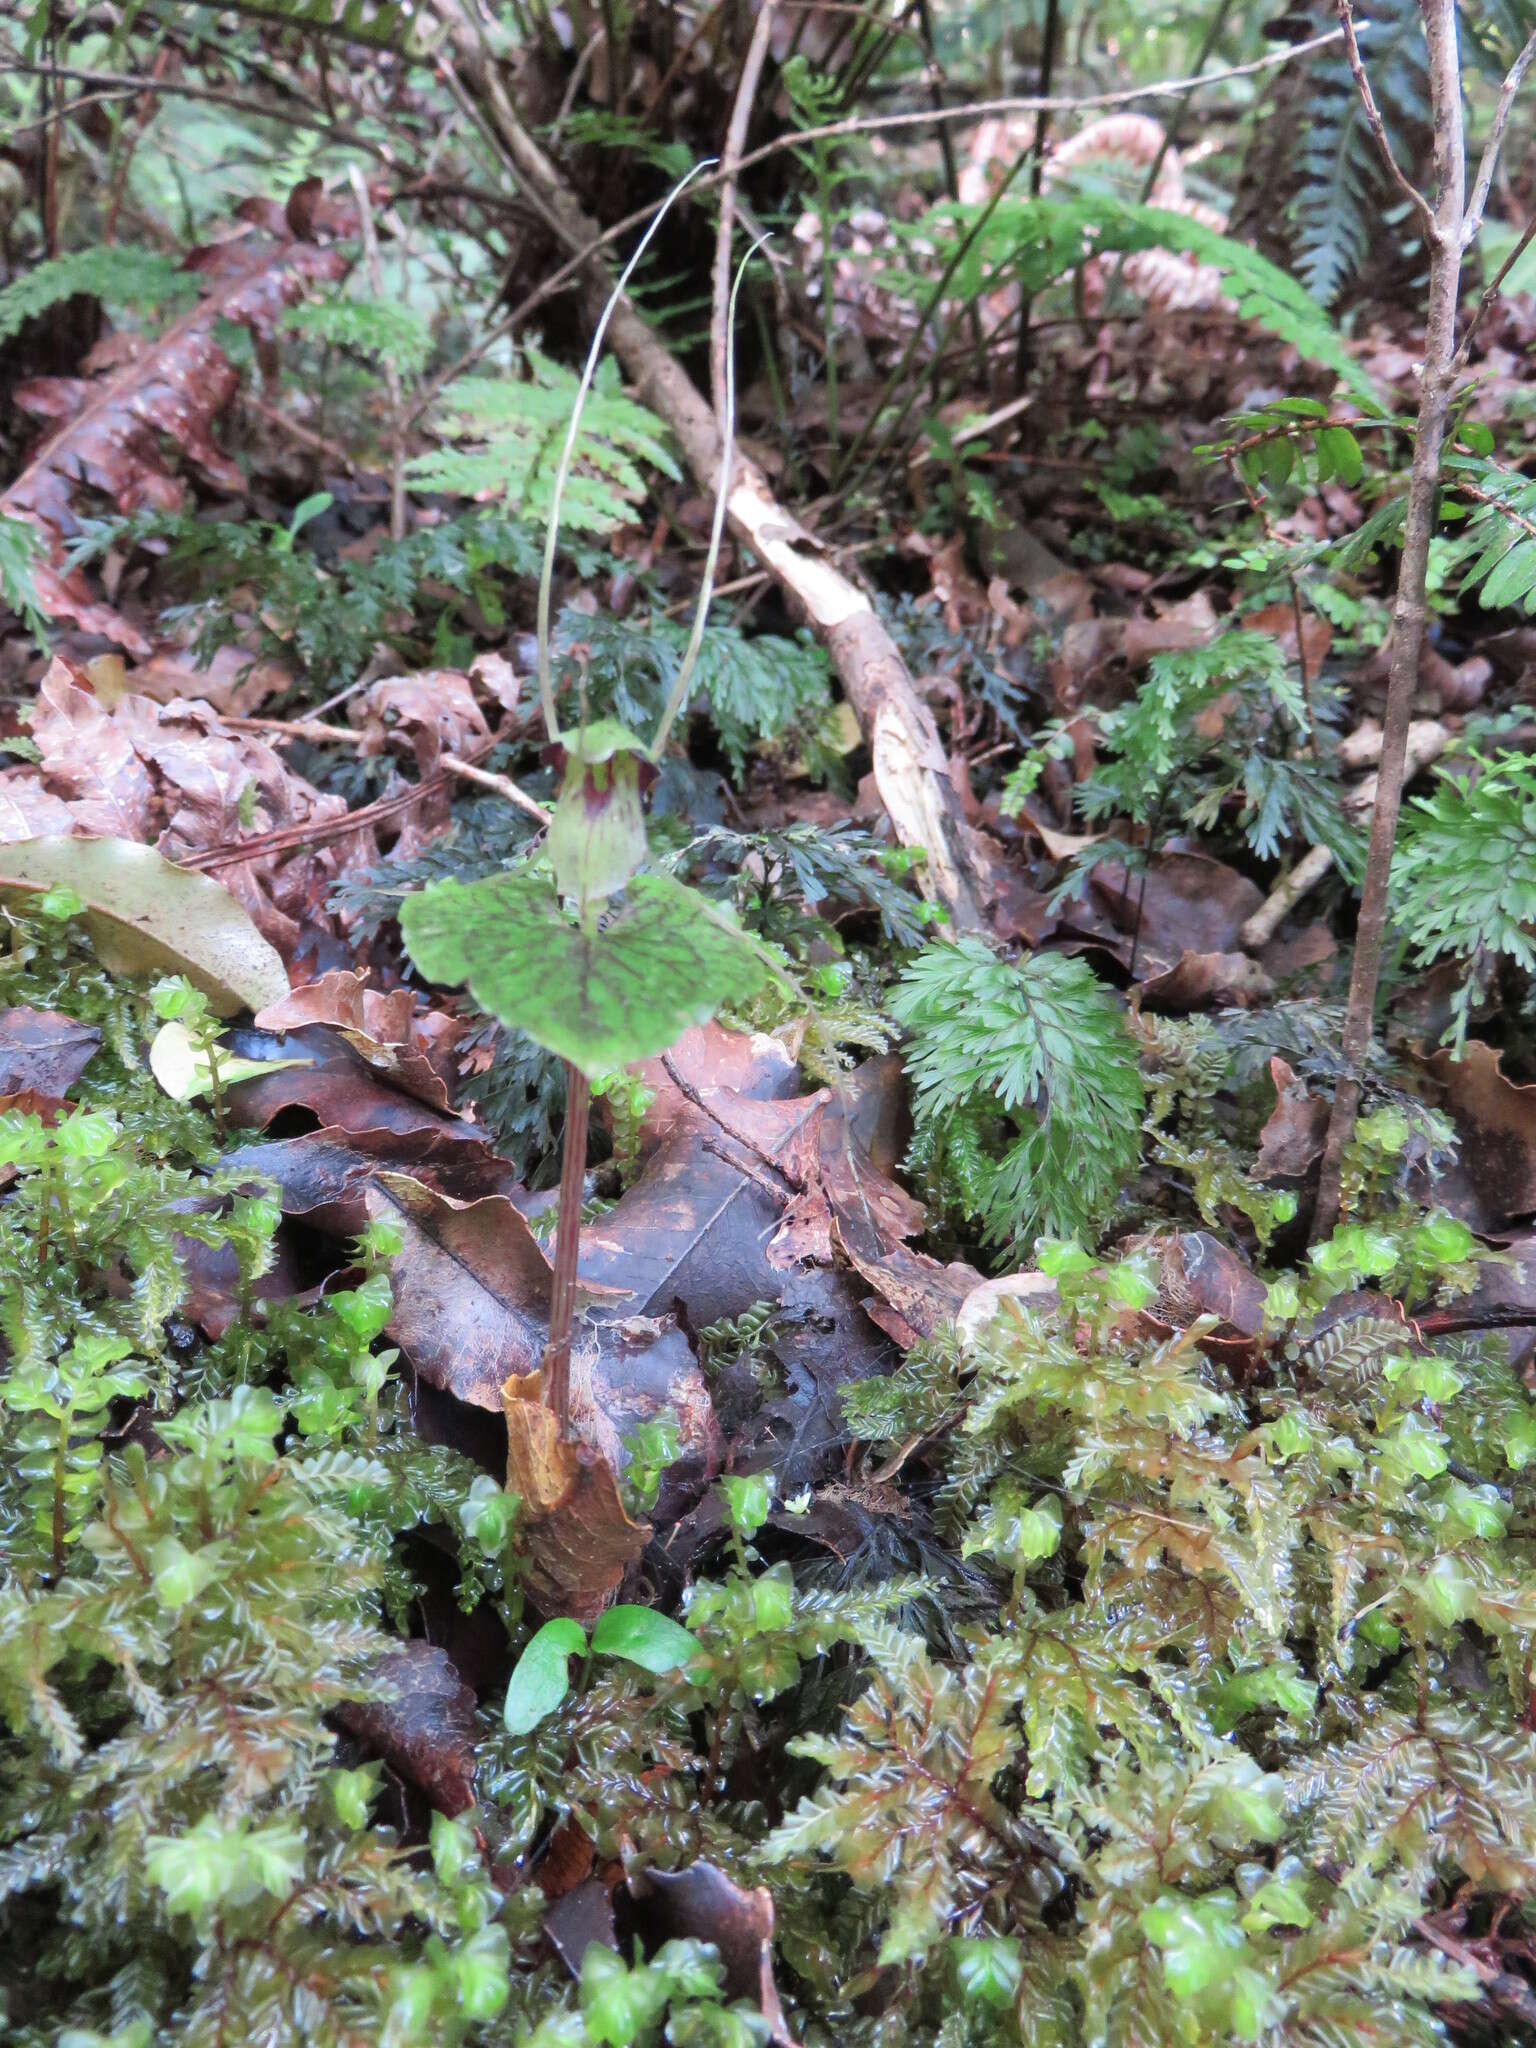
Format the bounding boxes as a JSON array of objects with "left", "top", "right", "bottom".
[
  {"left": 1317, "top": 425, "right": 1363, "bottom": 487},
  {"left": 401, "top": 869, "right": 770, "bottom": 1076},
  {"left": 953, "top": 1935, "right": 1024, "bottom": 2009},
  {"left": 590, "top": 1603, "right": 699, "bottom": 1673},
  {"left": 504, "top": 1616, "right": 587, "bottom": 1734}
]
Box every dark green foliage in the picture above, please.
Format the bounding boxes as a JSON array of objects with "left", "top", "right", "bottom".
[
  {"left": 82, "top": 506, "right": 569, "bottom": 689},
  {"left": 1290, "top": 0, "right": 1430, "bottom": 307},
  {"left": 888, "top": 941, "right": 1145, "bottom": 1251},
  {"left": 1005, "top": 631, "right": 1360, "bottom": 881},
  {"left": 679, "top": 822, "right": 935, "bottom": 951},
  {"left": 559, "top": 611, "right": 834, "bottom": 783}
]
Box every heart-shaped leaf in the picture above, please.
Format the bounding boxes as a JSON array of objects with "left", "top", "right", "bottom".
[
  {"left": 503, "top": 1615, "right": 587, "bottom": 1735},
  {"left": 0, "top": 837, "right": 289, "bottom": 1016},
  {"left": 400, "top": 869, "right": 768, "bottom": 1076},
  {"left": 589, "top": 1603, "right": 699, "bottom": 1675}
]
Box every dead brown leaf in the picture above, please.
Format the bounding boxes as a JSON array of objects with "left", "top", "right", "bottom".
[
  {"left": 338, "top": 1642, "right": 479, "bottom": 1816},
  {"left": 351, "top": 670, "right": 491, "bottom": 775},
  {"left": 1136, "top": 950, "right": 1274, "bottom": 1011},
  {"left": 1, "top": 213, "right": 348, "bottom": 653},
  {"left": 627, "top": 1863, "right": 797, "bottom": 2047},
  {"left": 1121, "top": 589, "right": 1219, "bottom": 668},
  {"left": 1087, "top": 852, "right": 1265, "bottom": 972},
  {"left": 1240, "top": 602, "right": 1332, "bottom": 683},
  {"left": 1417, "top": 1043, "right": 1536, "bottom": 1233},
  {"left": 1255, "top": 1056, "right": 1329, "bottom": 1181},
  {"left": 503, "top": 1369, "right": 649, "bottom": 1624},
  {"left": 255, "top": 970, "right": 462, "bottom": 1112},
  {"left": 4, "top": 657, "right": 375, "bottom": 962}
]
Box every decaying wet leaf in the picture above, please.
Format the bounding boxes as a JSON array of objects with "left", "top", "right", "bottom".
[
  {"left": 0, "top": 837, "right": 289, "bottom": 1016},
  {"left": 225, "top": 1022, "right": 466, "bottom": 1140},
  {"left": 229, "top": 1127, "right": 719, "bottom": 1505},
  {"left": 0, "top": 1008, "right": 100, "bottom": 1098},
  {"left": 1087, "top": 851, "right": 1265, "bottom": 972},
  {"left": 627, "top": 1862, "right": 797, "bottom": 2046},
  {"left": 1255, "top": 1056, "right": 1329, "bottom": 1181},
  {"left": 255, "top": 970, "right": 460, "bottom": 1112},
  {"left": 1418, "top": 1042, "right": 1536, "bottom": 1234}
]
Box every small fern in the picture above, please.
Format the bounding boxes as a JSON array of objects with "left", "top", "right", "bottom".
[
  {"left": 888, "top": 940, "right": 1145, "bottom": 1251},
  {"left": 0, "top": 245, "right": 197, "bottom": 342},
  {"left": 1291, "top": 0, "right": 1430, "bottom": 307},
  {"left": 908, "top": 192, "right": 1375, "bottom": 398},
  {"left": 283, "top": 292, "right": 433, "bottom": 373},
  {"left": 410, "top": 346, "right": 679, "bottom": 534},
  {"left": 555, "top": 609, "right": 834, "bottom": 780},
  {"left": 1393, "top": 749, "right": 1536, "bottom": 1050}
]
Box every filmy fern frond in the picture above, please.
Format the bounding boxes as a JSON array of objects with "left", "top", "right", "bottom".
[{"left": 889, "top": 940, "right": 1145, "bottom": 1249}]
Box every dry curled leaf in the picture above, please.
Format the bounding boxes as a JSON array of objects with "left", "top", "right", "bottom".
[{"left": 502, "top": 1369, "right": 649, "bottom": 1623}]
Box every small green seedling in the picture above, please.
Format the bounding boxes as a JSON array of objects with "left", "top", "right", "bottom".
[
  {"left": 147, "top": 975, "right": 309, "bottom": 1132},
  {"left": 401, "top": 187, "right": 775, "bottom": 1434},
  {"left": 503, "top": 1603, "right": 699, "bottom": 1735}
]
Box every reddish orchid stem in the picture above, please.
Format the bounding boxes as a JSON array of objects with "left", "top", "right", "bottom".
[{"left": 543, "top": 1064, "right": 592, "bottom": 1436}]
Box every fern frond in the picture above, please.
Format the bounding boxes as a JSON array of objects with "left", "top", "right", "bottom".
[
  {"left": 282, "top": 293, "right": 432, "bottom": 372},
  {"left": 410, "top": 348, "right": 678, "bottom": 535},
  {"left": 889, "top": 941, "right": 1145, "bottom": 1248},
  {"left": 0, "top": 246, "right": 197, "bottom": 342}
]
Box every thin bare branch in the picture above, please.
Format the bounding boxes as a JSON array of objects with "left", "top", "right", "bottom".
[
  {"left": 1334, "top": 0, "right": 1435, "bottom": 237},
  {"left": 1314, "top": 0, "right": 1467, "bottom": 1237},
  {"left": 709, "top": 0, "right": 777, "bottom": 422},
  {"left": 1465, "top": 25, "right": 1536, "bottom": 246},
  {"left": 1454, "top": 209, "right": 1536, "bottom": 368}
]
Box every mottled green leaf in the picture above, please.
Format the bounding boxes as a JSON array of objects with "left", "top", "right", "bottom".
[{"left": 400, "top": 870, "right": 769, "bottom": 1076}]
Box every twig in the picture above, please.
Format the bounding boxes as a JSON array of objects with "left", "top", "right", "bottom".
[
  {"left": 1454, "top": 209, "right": 1536, "bottom": 369},
  {"left": 439, "top": 751, "right": 551, "bottom": 826},
  {"left": 347, "top": 167, "right": 407, "bottom": 544},
  {"left": 1334, "top": 0, "right": 1434, "bottom": 236},
  {"left": 709, "top": 0, "right": 777, "bottom": 425},
  {"left": 1464, "top": 26, "right": 1536, "bottom": 247},
  {"left": 1315, "top": 0, "right": 1469, "bottom": 1239}
]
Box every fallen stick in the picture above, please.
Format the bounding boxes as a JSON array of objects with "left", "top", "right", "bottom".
[
  {"left": 1240, "top": 719, "right": 1452, "bottom": 950},
  {"left": 442, "top": 17, "right": 988, "bottom": 931}
]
